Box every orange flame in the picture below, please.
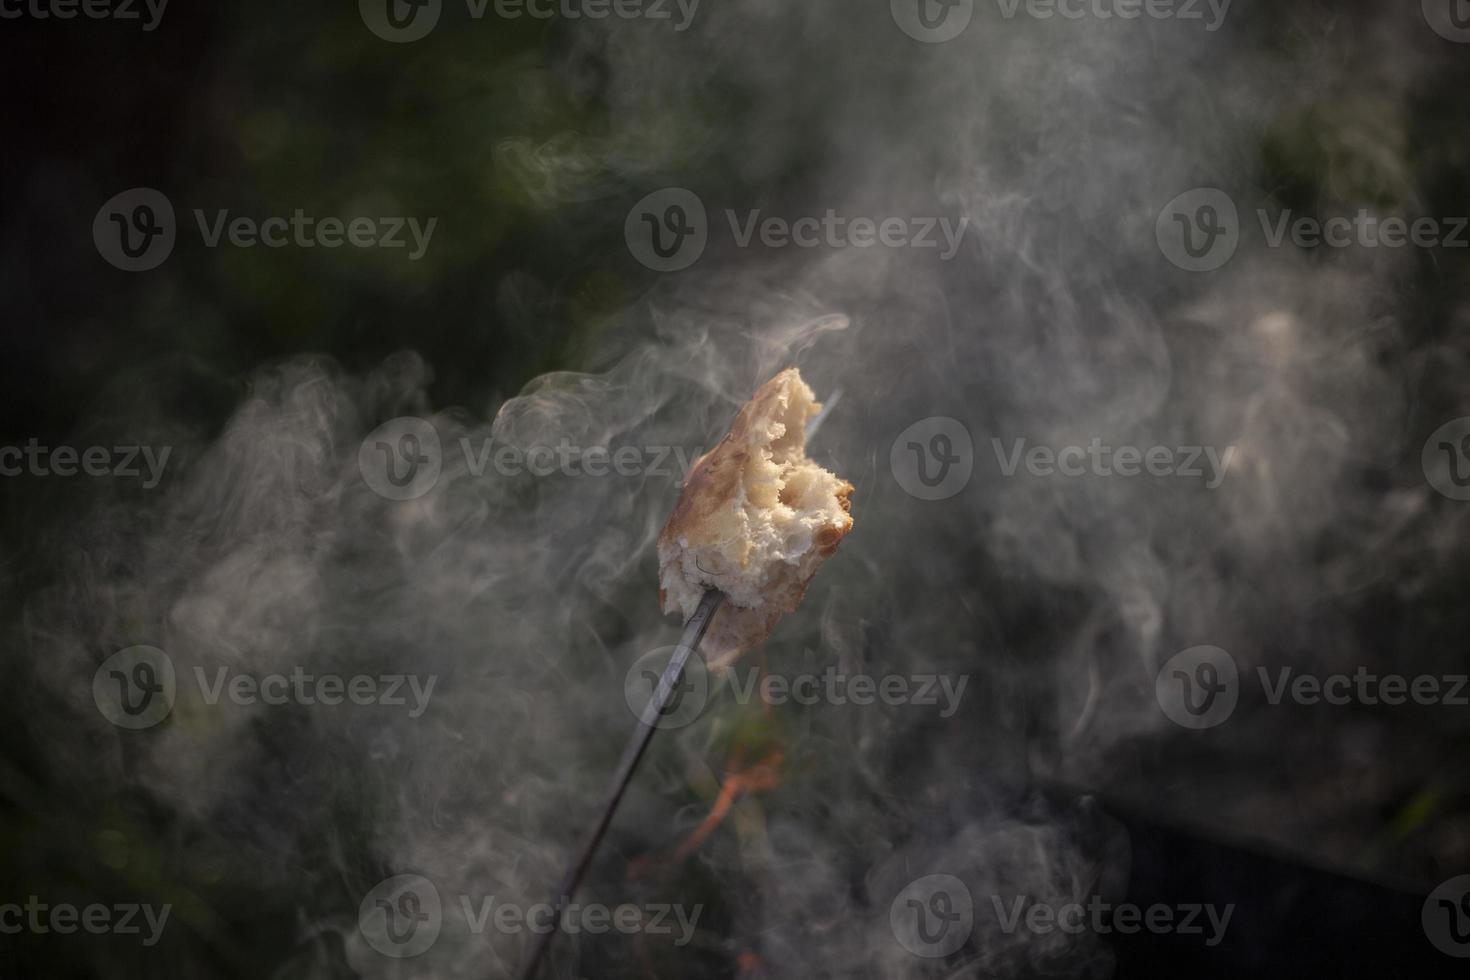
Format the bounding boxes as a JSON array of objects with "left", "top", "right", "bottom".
[
  {"left": 627, "top": 651, "right": 787, "bottom": 881},
  {"left": 672, "top": 744, "right": 784, "bottom": 861}
]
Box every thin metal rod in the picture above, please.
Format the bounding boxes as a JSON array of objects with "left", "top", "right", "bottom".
[
  {"left": 805, "top": 387, "right": 842, "bottom": 440},
  {"left": 517, "top": 588, "right": 725, "bottom": 980},
  {"left": 517, "top": 382, "right": 838, "bottom": 979}
]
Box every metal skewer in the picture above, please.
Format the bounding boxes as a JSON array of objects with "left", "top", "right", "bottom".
[
  {"left": 516, "top": 387, "right": 841, "bottom": 980},
  {"left": 516, "top": 588, "right": 723, "bottom": 979}
]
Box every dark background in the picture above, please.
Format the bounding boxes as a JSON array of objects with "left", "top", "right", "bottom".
[{"left": 3, "top": 1, "right": 1470, "bottom": 977}]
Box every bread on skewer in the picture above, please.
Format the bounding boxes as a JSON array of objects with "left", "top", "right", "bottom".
[{"left": 658, "top": 368, "right": 854, "bottom": 670}]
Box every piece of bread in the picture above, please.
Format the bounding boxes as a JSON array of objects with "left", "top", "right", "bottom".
[{"left": 658, "top": 368, "right": 854, "bottom": 670}]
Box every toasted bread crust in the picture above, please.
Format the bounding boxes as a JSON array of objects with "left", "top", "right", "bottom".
[{"left": 657, "top": 368, "right": 854, "bottom": 669}]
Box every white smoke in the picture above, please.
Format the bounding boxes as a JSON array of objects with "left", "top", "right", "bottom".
[{"left": 17, "top": 2, "right": 1470, "bottom": 977}]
